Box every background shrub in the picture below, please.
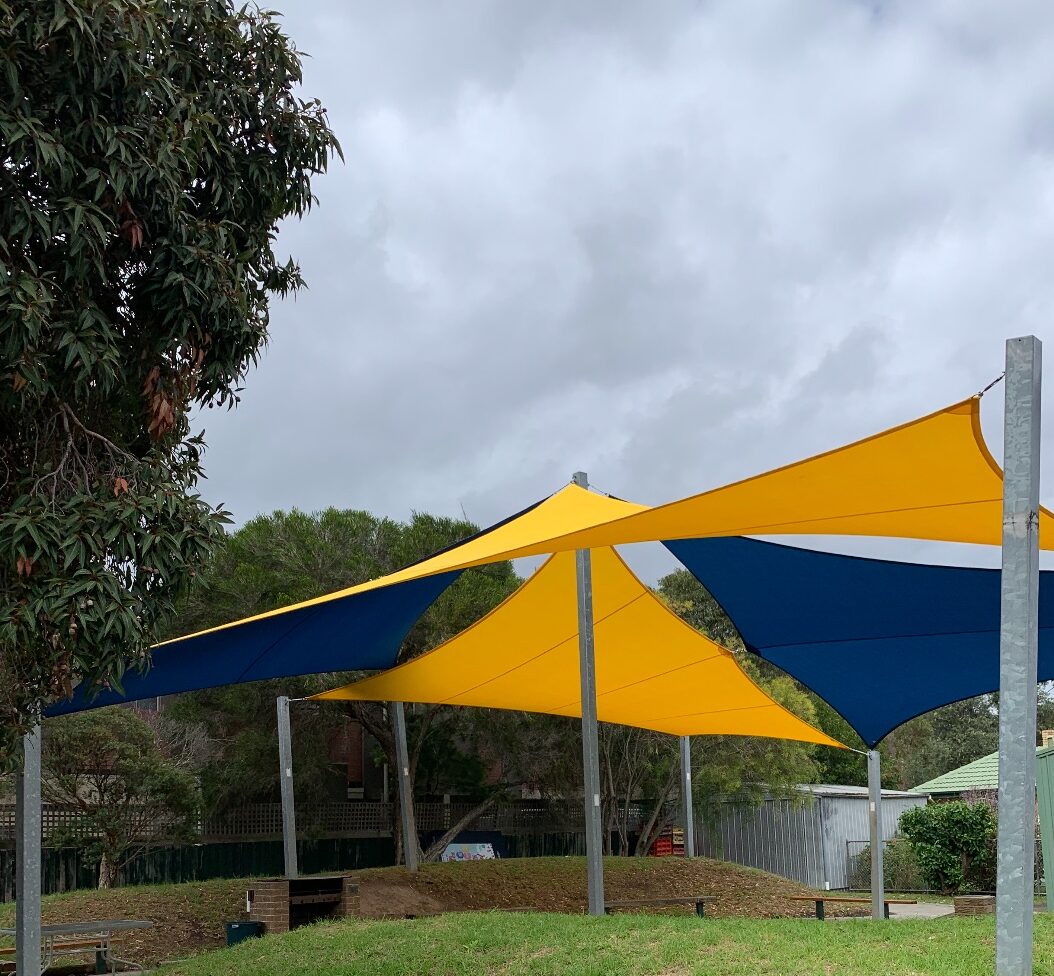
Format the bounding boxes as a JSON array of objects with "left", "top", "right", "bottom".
[{"left": 899, "top": 801, "right": 996, "bottom": 893}]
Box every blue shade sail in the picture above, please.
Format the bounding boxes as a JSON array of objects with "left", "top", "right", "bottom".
[
  {"left": 664, "top": 537, "right": 1054, "bottom": 747},
  {"left": 45, "top": 486, "right": 641, "bottom": 717},
  {"left": 47, "top": 571, "right": 461, "bottom": 715}
]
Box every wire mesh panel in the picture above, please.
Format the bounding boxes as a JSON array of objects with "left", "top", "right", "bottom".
[
  {"left": 1, "top": 799, "right": 599, "bottom": 844},
  {"left": 845, "top": 838, "right": 928, "bottom": 892},
  {"left": 847, "top": 833, "right": 1044, "bottom": 896}
]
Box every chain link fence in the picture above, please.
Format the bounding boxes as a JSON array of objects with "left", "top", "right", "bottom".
[
  {"left": 845, "top": 838, "right": 928, "bottom": 892},
  {"left": 846, "top": 836, "right": 1045, "bottom": 896}
]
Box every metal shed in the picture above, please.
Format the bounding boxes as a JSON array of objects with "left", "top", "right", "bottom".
[{"left": 695, "top": 784, "right": 927, "bottom": 890}]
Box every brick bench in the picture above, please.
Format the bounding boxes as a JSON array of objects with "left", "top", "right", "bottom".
[{"left": 248, "top": 875, "right": 359, "bottom": 933}]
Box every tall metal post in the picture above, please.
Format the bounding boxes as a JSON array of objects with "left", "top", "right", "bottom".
[
  {"left": 679, "top": 736, "right": 695, "bottom": 858},
  {"left": 996, "top": 335, "right": 1042, "bottom": 976},
  {"left": 573, "top": 471, "right": 605, "bottom": 915},
  {"left": 15, "top": 723, "right": 42, "bottom": 976},
  {"left": 392, "top": 701, "right": 419, "bottom": 873},
  {"left": 276, "top": 696, "right": 298, "bottom": 879},
  {"left": 867, "top": 748, "right": 885, "bottom": 919}
]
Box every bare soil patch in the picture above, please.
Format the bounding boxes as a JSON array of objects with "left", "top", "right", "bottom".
[{"left": 355, "top": 856, "right": 867, "bottom": 921}]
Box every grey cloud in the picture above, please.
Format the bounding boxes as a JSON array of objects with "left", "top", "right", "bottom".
[{"left": 197, "top": 0, "right": 1054, "bottom": 580}]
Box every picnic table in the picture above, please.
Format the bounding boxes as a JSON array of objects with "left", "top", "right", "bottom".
[{"left": 0, "top": 919, "right": 154, "bottom": 976}]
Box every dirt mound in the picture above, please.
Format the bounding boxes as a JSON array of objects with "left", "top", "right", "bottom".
[
  {"left": 359, "top": 878, "right": 445, "bottom": 918},
  {"left": 0, "top": 856, "right": 862, "bottom": 968},
  {"left": 0, "top": 878, "right": 247, "bottom": 967},
  {"left": 355, "top": 856, "right": 865, "bottom": 920}
]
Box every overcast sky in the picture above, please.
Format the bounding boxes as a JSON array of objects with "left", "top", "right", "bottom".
[{"left": 197, "top": 0, "right": 1054, "bottom": 580}]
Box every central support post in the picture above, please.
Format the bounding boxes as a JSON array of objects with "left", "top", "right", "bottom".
[
  {"left": 276, "top": 696, "right": 298, "bottom": 879},
  {"left": 392, "top": 701, "right": 419, "bottom": 872},
  {"left": 679, "top": 736, "right": 695, "bottom": 858},
  {"left": 15, "top": 723, "right": 42, "bottom": 976},
  {"left": 867, "top": 748, "right": 884, "bottom": 920},
  {"left": 573, "top": 471, "right": 605, "bottom": 915},
  {"left": 996, "top": 335, "right": 1042, "bottom": 976}
]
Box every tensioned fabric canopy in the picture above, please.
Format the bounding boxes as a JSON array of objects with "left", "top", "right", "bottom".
[
  {"left": 50, "top": 393, "right": 1052, "bottom": 715},
  {"left": 48, "top": 487, "right": 646, "bottom": 715},
  {"left": 46, "top": 570, "right": 460, "bottom": 716},
  {"left": 665, "top": 537, "right": 1054, "bottom": 748},
  {"left": 311, "top": 546, "right": 844, "bottom": 748},
  {"left": 541, "top": 397, "right": 1054, "bottom": 550}
]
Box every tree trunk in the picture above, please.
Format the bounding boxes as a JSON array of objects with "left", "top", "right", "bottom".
[
  {"left": 421, "top": 793, "right": 502, "bottom": 863},
  {"left": 97, "top": 850, "right": 118, "bottom": 889},
  {"left": 634, "top": 777, "right": 677, "bottom": 857}
]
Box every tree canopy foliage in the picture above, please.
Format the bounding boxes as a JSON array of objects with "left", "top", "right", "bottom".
[
  {"left": 43, "top": 708, "right": 201, "bottom": 886},
  {"left": 166, "top": 507, "right": 520, "bottom": 812},
  {"left": 656, "top": 568, "right": 824, "bottom": 792},
  {"left": 899, "top": 800, "right": 997, "bottom": 894},
  {"left": 0, "top": 0, "right": 340, "bottom": 762}
]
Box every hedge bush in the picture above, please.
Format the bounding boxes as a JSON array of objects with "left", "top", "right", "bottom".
[{"left": 899, "top": 801, "right": 996, "bottom": 893}]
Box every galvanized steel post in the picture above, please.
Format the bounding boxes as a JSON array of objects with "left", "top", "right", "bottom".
[
  {"left": 573, "top": 471, "right": 605, "bottom": 915},
  {"left": 680, "top": 736, "right": 696, "bottom": 858},
  {"left": 15, "top": 723, "right": 42, "bottom": 976},
  {"left": 392, "top": 701, "right": 419, "bottom": 872},
  {"left": 867, "top": 749, "right": 884, "bottom": 919},
  {"left": 276, "top": 696, "right": 298, "bottom": 879},
  {"left": 996, "top": 335, "right": 1042, "bottom": 976}
]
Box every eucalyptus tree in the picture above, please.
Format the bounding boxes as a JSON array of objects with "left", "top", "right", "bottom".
[
  {"left": 0, "top": 0, "right": 340, "bottom": 762},
  {"left": 166, "top": 507, "right": 521, "bottom": 863}
]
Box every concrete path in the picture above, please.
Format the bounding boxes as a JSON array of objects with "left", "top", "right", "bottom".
[
  {"left": 832, "top": 902, "right": 955, "bottom": 921},
  {"left": 888, "top": 902, "right": 954, "bottom": 919}
]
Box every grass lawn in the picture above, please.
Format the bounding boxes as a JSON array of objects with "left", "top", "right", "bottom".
[
  {"left": 0, "top": 855, "right": 875, "bottom": 967},
  {"left": 0, "top": 859, "right": 1035, "bottom": 974},
  {"left": 159, "top": 911, "right": 1054, "bottom": 976}
]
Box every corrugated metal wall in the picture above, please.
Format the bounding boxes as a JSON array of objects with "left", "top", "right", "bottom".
[
  {"left": 696, "top": 797, "right": 826, "bottom": 887},
  {"left": 817, "top": 795, "right": 923, "bottom": 889},
  {"left": 696, "top": 792, "right": 927, "bottom": 890}
]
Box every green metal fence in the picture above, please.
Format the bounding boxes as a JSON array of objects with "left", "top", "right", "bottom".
[
  {"left": 0, "top": 831, "right": 592, "bottom": 900},
  {"left": 0, "top": 837, "right": 396, "bottom": 901}
]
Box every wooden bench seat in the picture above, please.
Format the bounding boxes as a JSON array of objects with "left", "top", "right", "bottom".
[
  {"left": 0, "top": 937, "right": 123, "bottom": 956},
  {"left": 604, "top": 896, "right": 715, "bottom": 918},
  {"left": 289, "top": 892, "right": 343, "bottom": 906},
  {"left": 0, "top": 934, "right": 127, "bottom": 974},
  {"left": 788, "top": 895, "right": 917, "bottom": 920}
]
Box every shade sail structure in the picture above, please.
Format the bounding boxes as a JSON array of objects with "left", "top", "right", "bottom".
[
  {"left": 311, "top": 547, "right": 844, "bottom": 749},
  {"left": 665, "top": 536, "right": 1054, "bottom": 747},
  {"left": 47, "top": 571, "right": 461, "bottom": 716},
  {"left": 47, "top": 486, "right": 646, "bottom": 715},
  {"left": 537, "top": 398, "right": 1054, "bottom": 550},
  {"left": 48, "top": 393, "right": 1052, "bottom": 717}
]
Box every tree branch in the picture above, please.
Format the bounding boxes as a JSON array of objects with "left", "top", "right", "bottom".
[{"left": 421, "top": 791, "right": 503, "bottom": 863}]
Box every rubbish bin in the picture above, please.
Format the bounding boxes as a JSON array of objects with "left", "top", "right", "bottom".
[{"left": 226, "top": 921, "right": 265, "bottom": 946}]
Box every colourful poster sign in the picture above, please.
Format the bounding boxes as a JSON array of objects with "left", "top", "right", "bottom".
[{"left": 441, "top": 842, "right": 496, "bottom": 862}]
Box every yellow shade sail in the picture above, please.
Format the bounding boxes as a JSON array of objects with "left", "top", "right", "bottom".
[
  {"left": 542, "top": 398, "right": 1054, "bottom": 550},
  {"left": 311, "top": 547, "right": 844, "bottom": 749},
  {"left": 158, "top": 393, "right": 1050, "bottom": 654},
  {"left": 156, "top": 482, "right": 647, "bottom": 648}
]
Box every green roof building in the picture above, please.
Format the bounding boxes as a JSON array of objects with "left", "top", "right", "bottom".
[
  {"left": 912, "top": 752, "right": 1002, "bottom": 797},
  {"left": 913, "top": 736, "right": 1054, "bottom": 797}
]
